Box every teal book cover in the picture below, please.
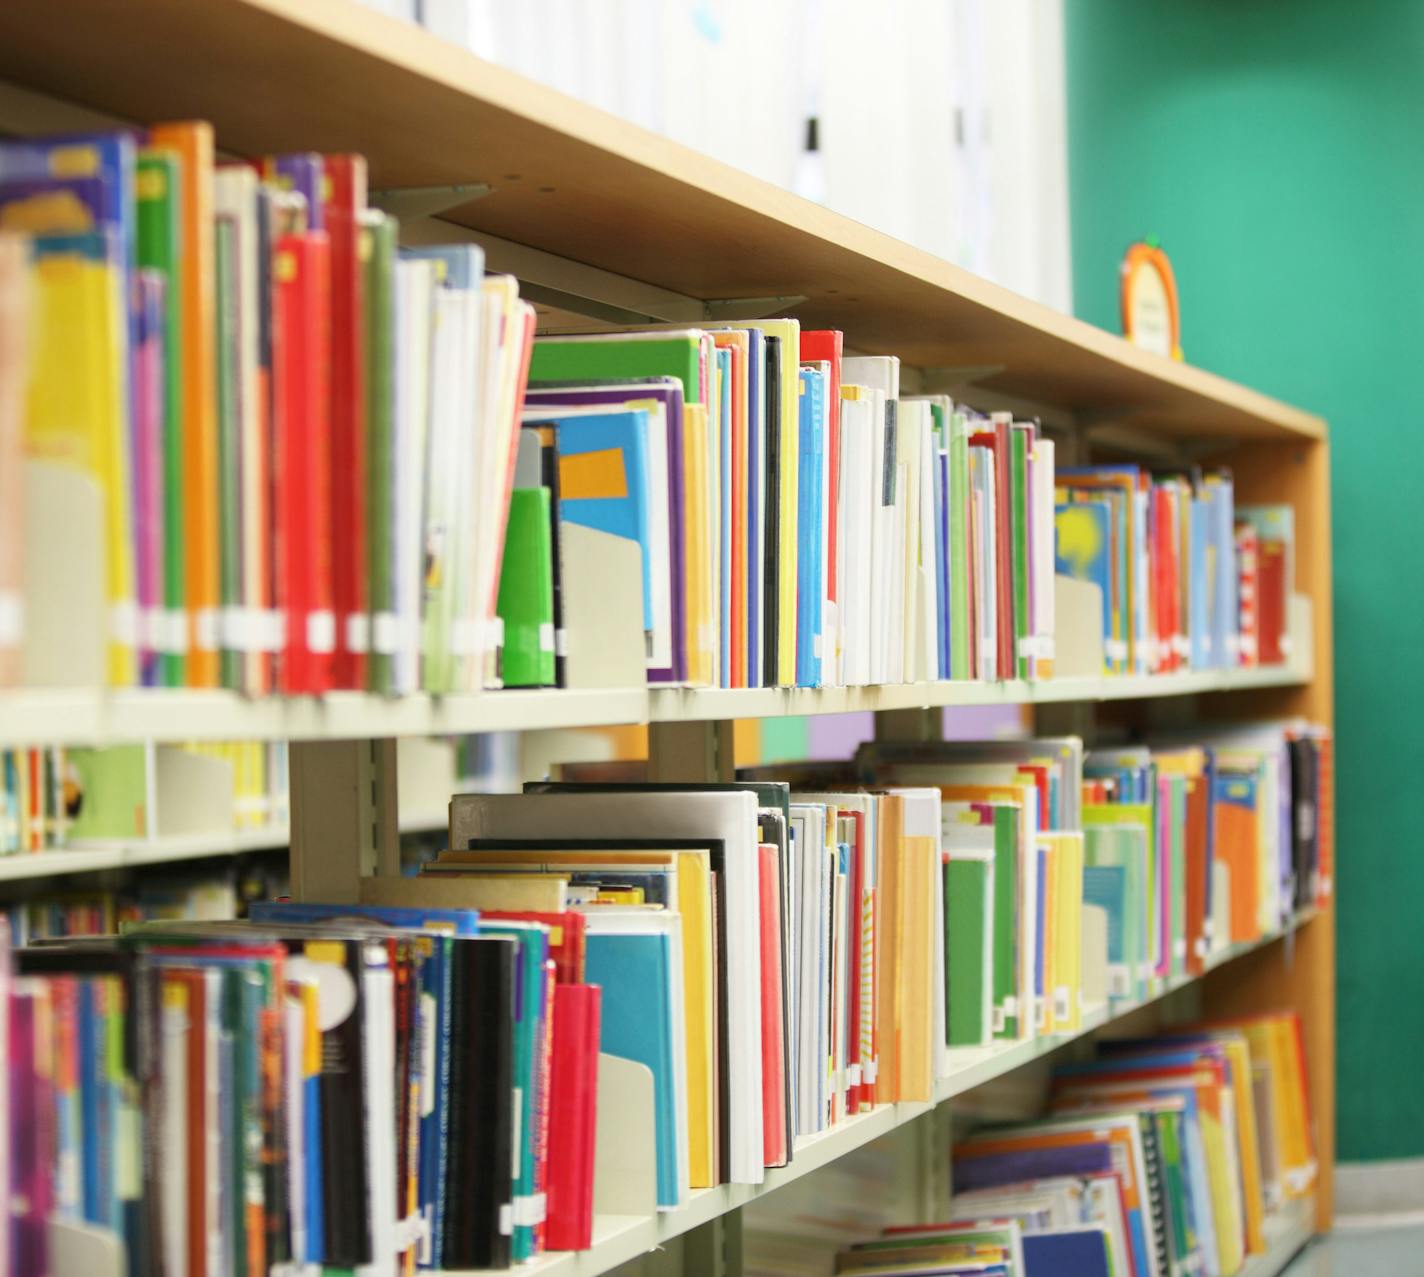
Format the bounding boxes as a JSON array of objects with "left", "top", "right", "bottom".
[{"left": 584, "top": 926, "right": 681, "bottom": 1208}]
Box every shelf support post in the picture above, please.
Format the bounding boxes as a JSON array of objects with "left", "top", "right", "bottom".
[
  {"left": 647, "top": 719, "right": 736, "bottom": 783},
  {"left": 289, "top": 737, "right": 400, "bottom": 902},
  {"left": 683, "top": 1209, "right": 744, "bottom": 1277},
  {"left": 874, "top": 707, "right": 943, "bottom": 742}
]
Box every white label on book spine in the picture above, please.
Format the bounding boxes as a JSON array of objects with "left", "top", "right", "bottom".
[
  {"left": 195, "top": 606, "right": 219, "bottom": 652},
  {"left": 158, "top": 610, "right": 188, "bottom": 653},
  {"left": 1108, "top": 967, "right": 1131, "bottom": 999},
  {"left": 846, "top": 1064, "right": 862, "bottom": 1087},
  {"left": 346, "top": 613, "right": 369, "bottom": 654},
  {"left": 450, "top": 618, "right": 478, "bottom": 655},
  {"left": 1054, "top": 988, "right": 1071, "bottom": 1024},
  {"left": 538, "top": 622, "right": 555, "bottom": 653},
  {"left": 498, "top": 1203, "right": 513, "bottom": 1237},
  {"left": 863, "top": 1059, "right": 878, "bottom": 1083},
  {"left": 262, "top": 610, "right": 286, "bottom": 652},
  {"left": 306, "top": 610, "right": 336, "bottom": 654},
  {"left": 1004, "top": 996, "right": 1018, "bottom": 1017},
  {"left": 555, "top": 628, "right": 568, "bottom": 658},
  {"left": 1105, "top": 639, "right": 1129, "bottom": 662},
  {"left": 512, "top": 1192, "right": 547, "bottom": 1227},
  {"left": 0, "top": 592, "right": 22, "bottom": 646},
  {"left": 373, "top": 612, "right": 399, "bottom": 655},
  {"left": 1174, "top": 939, "right": 1187, "bottom": 960},
  {"left": 111, "top": 600, "right": 139, "bottom": 647},
  {"left": 1173, "top": 634, "right": 1189, "bottom": 657}
]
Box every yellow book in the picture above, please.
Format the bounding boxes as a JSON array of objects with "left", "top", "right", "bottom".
[
  {"left": 1044, "top": 831, "right": 1084, "bottom": 1033},
  {"left": 359, "top": 873, "right": 568, "bottom": 913},
  {"left": 896, "top": 832, "right": 938, "bottom": 1102},
  {"left": 873, "top": 792, "right": 904, "bottom": 1103},
  {"left": 1212, "top": 1033, "right": 1268, "bottom": 1253},
  {"left": 682, "top": 403, "right": 714, "bottom": 685},
  {"left": 594, "top": 887, "right": 646, "bottom": 904},
  {"left": 26, "top": 233, "right": 135, "bottom": 684},
  {"left": 742, "top": 319, "right": 800, "bottom": 685}
]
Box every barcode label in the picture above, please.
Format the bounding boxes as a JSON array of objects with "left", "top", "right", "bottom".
[
  {"left": 306, "top": 610, "right": 336, "bottom": 654},
  {"left": 346, "top": 613, "right": 370, "bottom": 653}
]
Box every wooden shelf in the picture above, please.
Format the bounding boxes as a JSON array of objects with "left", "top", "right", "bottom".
[
  {"left": 439, "top": 912, "right": 1321, "bottom": 1277},
  {"left": 0, "top": 810, "right": 446, "bottom": 882},
  {"left": 0, "top": 662, "right": 1309, "bottom": 748},
  {"left": 0, "top": 0, "right": 1324, "bottom": 443}
]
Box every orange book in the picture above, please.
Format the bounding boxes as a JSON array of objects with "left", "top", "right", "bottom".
[
  {"left": 150, "top": 121, "right": 219, "bottom": 686},
  {"left": 1213, "top": 775, "right": 1261, "bottom": 943}
]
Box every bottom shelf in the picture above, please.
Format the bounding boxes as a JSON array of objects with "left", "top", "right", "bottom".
[{"left": 1241, "top": 1195, "right": 1316, "bottom": 1277}]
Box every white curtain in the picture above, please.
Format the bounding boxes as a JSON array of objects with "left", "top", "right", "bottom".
[{"left": 384, "top": 0, "right": 1072, "bottom": 313}]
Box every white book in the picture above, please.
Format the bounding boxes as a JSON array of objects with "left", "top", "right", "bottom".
[
  {"left": 450, "top": 790, "right": 765, "bottom": 1185},
  {"left": 391, "top": 259, "right": 435, "bottom": 694},
  {"left": 359, "top": 953, "right": 398, "bottom": 1277}
]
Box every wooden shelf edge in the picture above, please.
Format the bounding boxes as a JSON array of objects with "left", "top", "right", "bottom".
[{"left": 0, "top": 662, "right": 1310, "bottom": 747}]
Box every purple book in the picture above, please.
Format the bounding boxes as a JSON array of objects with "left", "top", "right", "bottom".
[
  {"left": 523, "top": 379, "right": 687, "bottom": 684},
  {"left": 134, "top": 270, "right": 166, "bottom": 687},
  {"left": 9, "top": 981, "right": 53, "bottom": 1275},
  {"left": 270, "top": 152, "right": 326, "bottom": 230},
  {"left": 952, "top": 1139, "right": 1114, "bottom": 1194}
]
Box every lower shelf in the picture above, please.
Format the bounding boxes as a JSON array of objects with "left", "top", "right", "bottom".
[{"left": 441, "top": 911, "right": 1323, "bottom": 1277}]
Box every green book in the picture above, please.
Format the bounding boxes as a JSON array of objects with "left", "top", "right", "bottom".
[
  {"left": 1010, "top": 423, "right": 1032, "bottom": 679},
  {"left": 136, "top": 149, "right": 185, "bottom": 687},
  {"left": 945, "top": 851, "right": 994, "bottom": 1047},
  {"left": 65, "top": 746, "right": 148, "bottom": 840},
  {"left": 1083, "top": 813, "right": 1151, "bottom": 1001},
  {"left": 948, "top": 409, "right": 971, "bottom": 680},
  {"left": 945, "top": 801, "right": 1019, "bottom": 1040},
  {"left": 496, "top": 488, "right": 556, "bottom": 687},
  {"left": 213, "top": 216, "right": 243, "bottom": 689},
  {"left": 363, "top": 212, "right": 398, "bottom": 693},
  {"left": 529, "top": 332, "right": 706, "bottom": 404},
  {"left": 1154, "top": 1107, "right": 1197, "bottom": 1274}
]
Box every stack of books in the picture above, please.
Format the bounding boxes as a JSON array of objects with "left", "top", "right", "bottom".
[{"left": 829, "top": 1010, "right": 1314, "bottom": 1276}]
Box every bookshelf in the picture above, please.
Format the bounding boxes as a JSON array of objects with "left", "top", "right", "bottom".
[{"left": 0, "top": 3, "right": 1334, "bottom": 1275}]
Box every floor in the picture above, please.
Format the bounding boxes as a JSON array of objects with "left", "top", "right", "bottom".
[{"left": 1282, "top": 1218, "right": 1424, "bottom": 1276}]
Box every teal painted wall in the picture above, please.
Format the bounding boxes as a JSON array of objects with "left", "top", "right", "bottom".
[{"left": 1065, "top": 0, "right": 1424, "bottom": 1160}]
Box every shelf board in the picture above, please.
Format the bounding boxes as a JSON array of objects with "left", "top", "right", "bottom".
[
  {"left": 0, "top": 811, "right": 446, "bottom": 882},
  {"left": 0, "top": 0, "right": 1324, "bottom": 443},
  {"left": 442, "top": 911, "right": 1321, "bottom": 1277},
  {"left": 0, "top": 662, "right": 1308, "bottom": 748}
]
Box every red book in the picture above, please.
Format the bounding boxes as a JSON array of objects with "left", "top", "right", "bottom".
[
  {"left": 1235, "top": 521, "right": 1260, "bottom": 667},
  {"left": 758, "top": 842, "right": 789, "bottom": 1167},
  {"left": 544, "top": 983, "right": 601, "bottom": 1252},
  {"left": 972, "top": 415, "right": 1015, "bottom": 679},
  {"left": 273, "top": 231, "right": 334, "bottom": 694},
  {"left": 480, "top": 909, "right": 586, "bottom": 985},
  {"left": 324, "top": 155, "right": 369, "bottom": 689},
  {"left": 1256, "top": 535, "right": 1288, "bottom": 664},
  {"left": 800, "top": 331, "right": 843, "bottom": 615}
]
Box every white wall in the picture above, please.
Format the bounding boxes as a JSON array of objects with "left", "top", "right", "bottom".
[{"left": 401, "top": 0, "right": 1072, "bottom": 312}]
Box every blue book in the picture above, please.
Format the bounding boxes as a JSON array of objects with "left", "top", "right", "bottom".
[
  {"left": 1209, "top": 477, "right": 1236, "bottom": 669},
  {"left": 1023, "top": 1228, "right": 1113, "bottom": 1277},
  {"left": 1055, "top": 500, "right": 1115, "bottom": 671},
  {"left": 584, "top": 918, "right": 684, "bottom": 1208},
  {"left": 1188, "top": 497, "right": 1210, "bottom": 668},
  {"left": 400, "top": 242, "right": 486, "bottom": 290},
  {"left": 547, "top": 408, "right": 655, "bottom": 635},
  {"left": 1082, "top": 865, "right": 1128, "bottom": 988},
  {"left": 249, "top": 899, "right": 481, "bottom": 937},
  {"left": 954, "top": 1140, "right": 1114, "bottom": 1192},
  {"left": 796, "top": 368, "right": 827, "bottom": 687},
  {"left": 78, "top": 980, "right": 102, "bottom": 1224},
  {"left": 746, "top": 329, "right": 766, "bottom": 686},
  {"left": 718, "top": 347, "right": 733, "bottom": 687}
]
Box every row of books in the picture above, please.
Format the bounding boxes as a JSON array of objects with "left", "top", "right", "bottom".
[
  {"left": 0, "top": 126, "right": 1299, "bottom": 700},
  {"left": 1055, "top": 468, "right": 1295, "bottom": 673},
  {"left": 1, "top": 739, "right": 288, "bottom": 854},
  {"left": 1, "top": 736, "right": 1325, "bottom": 1274},
  {"left": 0, "top": 128, "right": 536, "bottom": 695},
  {"left": 3, "top": 853, "right": 285, "bottom": 945},
  {"left": 1, "top": 892, "right": 599, "bottom": 1276},
  {"left": 830, "top": 1010, "right": 1313, "bottom": 1277}
]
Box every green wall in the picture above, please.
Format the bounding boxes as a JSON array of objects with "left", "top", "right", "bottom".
[{"left": 1066, "top": 0, "right": 1424, "bottom": 1161}]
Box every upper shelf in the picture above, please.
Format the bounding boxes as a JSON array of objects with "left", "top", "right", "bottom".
[
  {"left": 0, "top": 0, "right": 1324, "bottom": 443},
  {"left": 0, "top": 661, "right": 1310, "bottom": 748}
]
